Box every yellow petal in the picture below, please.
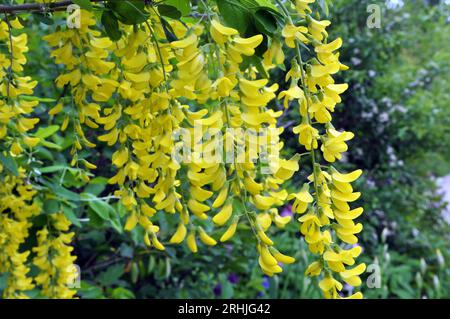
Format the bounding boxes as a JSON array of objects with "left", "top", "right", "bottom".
[
  {"left": 220, "top": 220, "right": 238, "bottom": 242},
  {"left": 169, "top": 223, "right": 187, "bottom": 244},
  {"left": 187, "top": 232, "right": 198, "bottom": 253},
  {"left": 199, "top": 228, "right": 217, "bottom": 246},
  {"left": 332, "top": 169, "right": 362, "bottom": 183},
  {"left": 212, "top": 203, "right": 233, "bottom": 226}
]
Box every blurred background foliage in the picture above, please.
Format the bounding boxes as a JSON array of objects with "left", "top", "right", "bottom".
[{"left": 1, "top": 0, "right": 449, "bottom": 299}]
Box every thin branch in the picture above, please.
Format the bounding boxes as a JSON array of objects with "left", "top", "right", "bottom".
[
  {"left": 1, "top": 0, "right": 74, "bottom": 13},
  {"left": 0, "top": 0, "right": 149, "bottom": 14},
  {"left": 4, "top": 13, "right": 13, "bottom": 98}
]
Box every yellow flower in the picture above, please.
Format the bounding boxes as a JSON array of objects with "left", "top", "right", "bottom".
[
  {"left": 210, "top": 19, "right": 238, "bottom": 45},
  {"left": 295, "top": 0, "right": 315, "bottom": 16},
  {"left": 169, "top": 223, "right": 187, "bottom": 244},
  {"left": 288, "top": 184, "right": 314, "bottom": 214},
  {"left": 308, "top": 17, "right": 331, "bottom": 41},
  {"left": 321, "top": 128, "right": 354, "bottom": 162},
  {"left": 278, "top": 85, "right": 305, "bottom": 109},
  {"left": 282, "top": 23, "right": 309, "bottom": 48},
  {"left": 198, "top": 228, "right": 217, "bottom": 246},
  {"left": 220, "top": 217, "right": 239, "bottom": 242},
  {"left": 293, "top": 123, "right": 319, "bottom": 150},
  {"left": 212, "top": 203, "right": 233, "bottom": 226}
]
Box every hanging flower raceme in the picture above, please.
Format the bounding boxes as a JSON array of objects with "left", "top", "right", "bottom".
[
  {"left": 33, "top": 213, "right": 78, "bottom": 299},
  {"left": 0, "top": 18, "right": 40, "bottom": 155},
  {"left": 43, "top": 9, "right": 115, "bottom": 171},
  {"left": 275, "top": 0, "right": 365, "bottom": 298},
  {"left": 0, "top": 0, "right": 364, "bottom": 300},
  {"left": 0, "top": 170, "right": 40, "bottom": 298},
  {"left": 99, "top": 13, "right": 184, "bottom": 251}
]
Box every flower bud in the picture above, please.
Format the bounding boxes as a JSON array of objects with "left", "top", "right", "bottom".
[
  {"left": 415, "top": 272, "right": 423, "bottom": 289},
  {"left": 420, "top": 258, "right": 427, "bottom": 274},
  {"left": 436, "top": 249, "right": 445, "bottom": 269}
]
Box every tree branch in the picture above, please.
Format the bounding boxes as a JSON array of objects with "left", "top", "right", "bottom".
[
  {"left": 0, "top": 1, "right": 70, "bottom": 13},
  {"left": 0, "top": 0, "right": 131, "bottom": 14}
]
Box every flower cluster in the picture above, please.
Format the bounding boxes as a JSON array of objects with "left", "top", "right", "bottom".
[
  {"left": 1, "top": 0, "right": 364, "bottom": 299},
  {"left": 43, "top": 10, "right": 114, "bottom": 172},
  {"left": 0, "top": 18, "right": 40, "bottom": 155},
  {"left": 0, "top": 171, "right": 39, "bottom": 298},
  {"left": 277, "top": 0, "right": 365, "bottom": 298},
  {"left": 0, "top": 13, "right": 77, "bottom": 299},
  {"left": 33, "top": 213, "right": 78, "bottom": 299}
]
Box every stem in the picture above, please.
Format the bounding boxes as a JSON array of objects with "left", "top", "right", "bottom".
[
  {"left": 198, "top": 0, "right": 258, "bottom": 238},
  {"left": 4, "top": 13, "right": 13, "bottom": 98},
  {"left": 145, "top": 20, "right": 169, "bottom": 91},
  {"left": 275, "top": 0, "right": 321, "bottom": 204}
]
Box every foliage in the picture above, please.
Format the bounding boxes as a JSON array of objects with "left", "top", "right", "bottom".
[{"left": 0, "top": 0, "right": 448, "bottom": 300}]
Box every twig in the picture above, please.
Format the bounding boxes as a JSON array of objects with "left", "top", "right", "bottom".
[
  {"left": 4, "top": 13, "right": 13, "bottom": 98},
  {"left": 0, "top": 0, "right": 151, "bottom": 14}
]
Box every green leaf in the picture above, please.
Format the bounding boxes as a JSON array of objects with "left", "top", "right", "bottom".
[
  {"left": 32, "top": 12, "right": 54, "bottom": 25},
  {"left": 101, "top": 10, "right": 122, "bottom": 41},
  {"left": 41, "top": 180, "right": 81, "bottom": 201},
  {"left": 158, "top": 4, "right": 181, "bottom": 20},
  {"left": 253, "top": 9, "right": 278, "bottom": 36},
  {"left": 0, "top": 153, "right": 19, "bottom": 176},
  {"left": 254, "top": 0, "right": 278, "bottom": 12},
  {"left": 109, "top": 216, "right": 123, "bottom": 234},
  {"left": 160, "top": 17, "right": 178, "bottom": 41},
  {"left": 40, "top": 140, "right": 62, "bottom": 150},
  {"left": 40, "top": 165, "right": 78, "bottom": 174},
  {"left": 163, "top": 0, "right": 191, "bottom": 16},
  {"left": 87, "top": 209, "right": 105, "bottom": 227},
  {"left": 20, "top": 96, "right": 56, "bottom": 103},
  {"left": 72, "top": 0, "right": 93, "bottom": 11},
  {"left": 62, "top": 205, "right": 82, "bottom": 227},
  {"left": 43, "top": 199, "right": 60, "bottom": 214},
  {"left": 318, "top": 0, "right": 330, "bottom": 17},
  {"left": 108, "top": 202, "right": 123, "bottom": 234},
  {"left": 216, "top": 0, "right": 255, "bottom": 34},
  {"left": 253, "top": 56, "right": 269, "bottom": 79},
  {"left": 111, "top": 287, "right": 135, "bottom": 299},
  {"left": 97, "top": 264, "right": 125, "bottom": 286},
  {"left": 78, "top": 282, "right": 105, "bottom": 299},
  {"left": 131, "top": 262, "right": 139, "bottom": 284},
  {"left": 81, "top": 193, "right": 114, "bottom": 221},
  {"left": 35, "top": 125, "right": 60, "bottom": 139},
  {"left": 219, "top": 274, "right": 234, "bottom": 298},
  {"left": 108, "top": 0, "right": 149, "bottom": 25},
  {"left": 84, "top": 177, "right": 108, "bottom": 196}
]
